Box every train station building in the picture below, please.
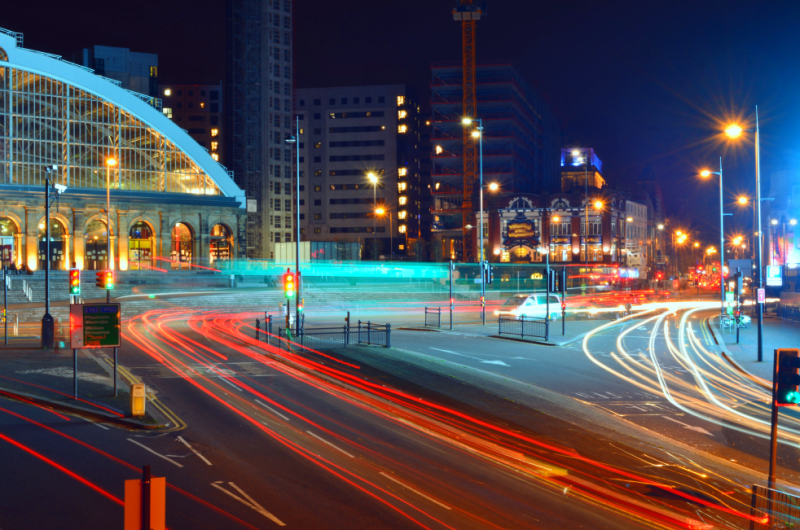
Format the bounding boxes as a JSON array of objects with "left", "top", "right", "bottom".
[{"left": 0, "top": 29, "right": 246, "bottom": 271}]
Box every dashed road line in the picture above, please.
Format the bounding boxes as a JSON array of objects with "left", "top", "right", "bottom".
[
  {"left": 306, "top": 430, "right": 355, "bottom": 458},
  {"left": 380, "top": 472, "right": 452, "bottom": 510}
]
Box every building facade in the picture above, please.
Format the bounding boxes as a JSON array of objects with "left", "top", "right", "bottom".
[
  {"left": 69, "top": 45, "right": 158, "bottom": 98},
  {"left": 161, "top": 83, "right": 224, "bottom": 165},
  {"left": 225, "top": 0, "right": 294, "bottom": 259},
  {"left": 0, "top": 28, "right": 245, "bottom": 271},
  {"left": 486, "top": 192, "right": 628, "bottom": 265},
  {"left": 295, "top": 85, "right": 422, "bottom": 258},
  {"left": 625, "top": 199, "right": 648, "bottom": 278},
  {"left": 430, "top": 62, "right": 561, "bottom": 261}
]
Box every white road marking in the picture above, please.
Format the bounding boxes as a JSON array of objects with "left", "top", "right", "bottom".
[
  {"left": 306, "top": 431, "right": 355, "bottom": 458},
  {"left": 575, "top": 392, "right": 593, "bottom": 399},
  {"left": 592, "top": 392, "right": 609, "bottom": 399},
  {"left": 480, "top": 360, "right": 510, "bottom": 366},
  {"left": 661, "top": 416, "right": 714, "bottom": 436},
  {"left": 429, "top": 347, "right": 469, "bottom": 357},
  {"left": 211, "top": 481, "right": 286, "bottom": 526},
  {"left": 380, "top": 472, "right": 452, "bottom": 510},
  {"left": 218, "top": 376, "right": 243, "bottom": 392},
  {"left": 81, "top": 417, "right": 110, "bottom": 430},
  {"left": 127, "top": 438, "right": 184, "bottom": 468},
  {"left": 255, "top": 399, "right": 291, "bottom": 421},
  {"left": 177, "top": 436, "right": 212, "bottom": 466}
]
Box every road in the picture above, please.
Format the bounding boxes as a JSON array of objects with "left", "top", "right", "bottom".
[{"left": 0, "top": 297, "right": 780, "bottom": 529}]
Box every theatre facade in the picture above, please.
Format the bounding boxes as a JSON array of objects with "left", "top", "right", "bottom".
[{"left": 0, "top": 29, "right": 246, "bottom": 271}]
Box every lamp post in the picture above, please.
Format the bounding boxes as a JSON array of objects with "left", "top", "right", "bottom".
[
  {"left": 41, "top": 165, "right": 56, "bottom": 349},
  {"left": 105, "top": 157, "right": 117, "bottom": 302},
  {"left": 285, "top": 120, "right": 301, "bottom": 330},
  {"left": 700, "top": 160, "right": 726, "bottom": 318},
  {"left": 375, "top": 208, "right": 392, "bottom": 261},
  {"left": 367, "top": 172, "right": 379, "bottom": 259}
]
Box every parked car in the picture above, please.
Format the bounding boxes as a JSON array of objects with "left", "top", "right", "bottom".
[{"left": 496, "top": 293, "right": 561, "bottom": 320}]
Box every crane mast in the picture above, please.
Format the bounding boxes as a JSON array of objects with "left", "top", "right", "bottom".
[{"left": 452, "top": 1, "right": 484, "bottom": 262}]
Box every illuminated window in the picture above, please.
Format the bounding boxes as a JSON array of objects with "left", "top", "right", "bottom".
[
  {"left": 381, "top": 125, "right": 386, "bottom": 130},
  {"left": 211, "top": 141, "right": 218, "bottom": 151},
  {"left": 397, "top": 96, "right": 405, "bottom": 106},
  {"left": 399, "top": 196, "right": 407, "bottom": 206},
  {"left": 398, "top": 182, "right": 407, "bottom": 191},
  {"left": 425, "top": 120, "right": 431, "bottom": 126},
  {"left": 211, "top": 128, "right": 219, "bottom": 137},
  {"left": 314, "top": 227, "right": 321, "bottom": 234},
  {"left": 299, "top": 128, "right": 304, "bottom": 134},
  {"left": 200, "top": 102, "right": 205, "bottom": 109},
  {"left": 398, "top": 125, "right": 407, "bottom": 134},
  {"left": 398, "top": 211, "right": 407, "bottom": 220},
  {"left": 398, "top": 110, "right": 407, "bottom": 119},
  {"left": 211, "top": 153, "right": 219, "bottom": 161},
  {"left": 164, "top": 88, "right": 171, "bottom": 96},
  {"left": 163, "top": 108, "right": 173, "bottom": 119},
  {"left": 435, "top": 182, "right": 440, "bottom": 190},
  {"left": 399, "top": 225, "right": 407, "bottom": 234},
  {"left": 435, "top": 145, "right": 443, "bottom": 154},
  {"left": 398, "top": 167, "right": 407, "bottom": 177},
  {"left": 315, "top": 142, "right": 321, "bottom": 148}
]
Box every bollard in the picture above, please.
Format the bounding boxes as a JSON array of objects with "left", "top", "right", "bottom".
[
  {"left": 255, "top": 319, "right": 260, "bottom": 342},
  {"left": 386, "top": 323, "right": 391, "bottom": 348},
  {"left": 131, "top": 383, "right": 146, "bottom": 417},
  {"left": 267, "top": 315, "right": 272, "bottom": 345}
]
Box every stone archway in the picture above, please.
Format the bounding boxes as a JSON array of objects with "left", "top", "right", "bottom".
[{"left": 171, "top": 222, "right": 194, "bottom": 269}]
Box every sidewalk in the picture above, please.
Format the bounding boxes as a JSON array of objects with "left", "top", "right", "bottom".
[
  {"left": 0, "top": 338, "right": 167, "bottom": 429},
  {"left": 711, "top": 314, "right": 800, "bottom": 382}
]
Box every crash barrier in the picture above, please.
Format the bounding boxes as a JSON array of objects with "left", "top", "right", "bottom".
[
  {"left": 749, "top": 484, "right": 800, "bottom": 530},
  {"left": 498, "top": 314, "right": 548, "bottom": 340},
  {"left": 424, "top": 306, "right": 442, "bottom": 329},
  {"left": 273, "top": 320, "right": 391, "bottom": 350}
]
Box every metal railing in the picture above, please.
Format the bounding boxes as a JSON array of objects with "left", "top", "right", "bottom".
[
  {"left": 424, "top": 307, "right": 442, "bottom": 328},
  {"left": 260, "top": 318, "right": 391, "bottom": 350},
  {"left": 749, "top": 484, "right": 800, "bottom": 529},
  {"left": 355, "top": 321, "right": 391, "bottom": 348},
  {"left": 498, "top": 314, "right": 548, "bottom": 340}
]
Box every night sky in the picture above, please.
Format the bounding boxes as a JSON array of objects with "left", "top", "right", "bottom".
[{"left": 3, "top": 0, "right": 800, "bottom": 244}]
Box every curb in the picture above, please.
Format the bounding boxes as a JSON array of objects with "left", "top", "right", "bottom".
[
  {"left": 705, "top": 316, "right": 770, "bottom": 390},
  {"left": 0, "top": 386, "right": 168, "bottom": 430}
]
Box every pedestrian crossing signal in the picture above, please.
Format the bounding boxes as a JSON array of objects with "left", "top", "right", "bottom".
[{"left": 69, "top": 268, "right": 80, "bottom": 295}]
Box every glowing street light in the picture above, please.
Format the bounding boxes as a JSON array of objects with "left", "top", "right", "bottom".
[
  {"left": 593, "top": 200, "right": 603, "bottom": 210},
  {"left": 367, "top": 172, "right": 380, "bottom": 255},
  {"left": 697, "top": 163, "right": 725, "bottom": 316},
  {"left": 724, "top": 123, "right": 743, "bottom": 138},
  {"left": 488, "top": 182, "right": 499, "bottom": 191},
  {"left": 738, "top": 196, "right": 748, "bottom": 205},
  {"left": 700, "top": 169, "right": 711, "bottom": 177},
  {"left": 792, "top": 219, "right": 798, "bottom": 226},
  {"left": 657, "top": 224, "right": 664, "bottom": 230}
]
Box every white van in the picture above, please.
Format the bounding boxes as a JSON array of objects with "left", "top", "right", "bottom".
[{"left": 496, "top": 293, "right": 561, "bottom": 320}]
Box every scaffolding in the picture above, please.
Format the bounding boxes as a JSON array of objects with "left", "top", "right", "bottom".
[{"left": 226, "top": 0, "right": 263, "bottom": 258}]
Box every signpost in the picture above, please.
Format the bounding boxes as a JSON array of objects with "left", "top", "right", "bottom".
[
  {"left": 758, "top": 288, "right": 766, "bottom": 304},
  {"left": 70, "top": 303, "right": 121, "bottom": 399},
  {"left": 124, "top": 465, "right": 166, "bottom": 530}
]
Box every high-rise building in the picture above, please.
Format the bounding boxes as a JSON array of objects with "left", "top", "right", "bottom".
[
  {"left": 226, "top": 0, "right": 293, "bottom": 259},
  {"left": 69, "top": 45, "right": 158, "bottom": 97},
  {"left": 430, "top": 62, "right": 561, "bottom": 261},
  {"left": 560, "top": 148, "right": 606, "bottom": 193},
  {"left": 160, "top": 83, "right": 224, "bottom": 165},
  {"left": 295, "top": 85, "right": 422, "bottom": 258}
]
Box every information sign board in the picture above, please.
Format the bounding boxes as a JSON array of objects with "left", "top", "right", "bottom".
[
  {"left": 767, "top": 265, "right": 783, "bottom": 287},
  {"left": 70, "top": 303, "right": 121, "bottom": 349},
  {"left": 757, "top": 288, "right": 766, "bottom": 303}
]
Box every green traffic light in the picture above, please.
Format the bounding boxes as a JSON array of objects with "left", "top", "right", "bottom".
[
  {"left": 787, "top": 391, "right": 800, "bottom": 404},
  {"left": 286, "top": 290, "right": 294, "bottom": 298}
]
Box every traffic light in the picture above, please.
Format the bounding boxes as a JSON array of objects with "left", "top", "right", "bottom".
[
  {"left": 283, "top": 269, "right": 295, "bottom": 299},
  {"left": 69, "top": 268, "right": 80, "bottom": 296},
  {"left": 776, "top": 349, "right": 800, "bottom": 406},
  {"left": 734, "top": 309, "right": 741, "bottom": 322},
  {"left": 483, "top": 261, "right": 493, "bottom": 284},
  {"left": 96, "top": 270, "right": 113, "bottom": 290},
  {"left": 547, "top": 270, "right": 557, "bottom": 292},
  {"left": 298, "top": 298, "right": 304, "bottom": 312}
]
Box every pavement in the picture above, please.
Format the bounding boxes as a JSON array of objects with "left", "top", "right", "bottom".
[
  {"left": 710, "top": 313, "right": 800, "bottom": 383},
  {"left": 0, "top": 336, "right": 167, "bottom": 429}
]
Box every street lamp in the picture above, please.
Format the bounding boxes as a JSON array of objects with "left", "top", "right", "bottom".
[
  {"left": 105, "top": 158, "right": 116, "bottom": 288},
  {"left": 285, "top": 121, "right": 301, "bottom": 330},
  {"left": 699, "top": 160, "right": 726, "bottom": 317},
  {"left": 722, "top": 113, "right": 765, "bottom": 364},
  {"left": 464, "top": 116, "right": 488, "bottom": 324},
  {"left": 367, "top": 171, "right": 379, "bottom": 259}
]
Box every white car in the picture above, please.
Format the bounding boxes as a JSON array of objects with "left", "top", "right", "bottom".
[{"left": 496, "top": 293, "right": 561, "bottom": 320}]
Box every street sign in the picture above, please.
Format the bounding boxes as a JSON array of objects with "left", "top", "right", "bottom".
[
  {"left": 767, "top": 265, "right": 783, "bottom": 287},
  {"left": 758, "top": 288, "right": 766, "bottom": 303},
  {"left": 70, "top": 303, "right": 121, "bottom": 349},
  {"left": 124, "top": 476, "right": 166, "bottom": 530}
]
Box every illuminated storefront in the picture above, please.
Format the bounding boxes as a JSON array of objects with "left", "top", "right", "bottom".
[{"left": 0, "top": 29, "right": 245, "bottom": 270}]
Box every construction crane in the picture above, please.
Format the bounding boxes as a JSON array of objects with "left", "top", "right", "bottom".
[{"left": 452, "top": 1, "right": 485, "bottom": 262}]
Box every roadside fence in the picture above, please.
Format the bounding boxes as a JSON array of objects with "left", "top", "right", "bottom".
[{"left": 498, "top": 314, "right": 548, "bottom": 340}]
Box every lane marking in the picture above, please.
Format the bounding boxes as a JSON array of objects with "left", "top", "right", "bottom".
[
  {"left": 480, "top": 360, "right": 510, "bottom": 366},
  {"left": 211, "top": 481, "right": 286, "bottom": 526},
  {"left": 218, "top": 376, "right": 243, "bottom": 392},
  {"left": 127, "top": 438, "right": 184, "bottom": 468},
  {"left": 177, "top": 436, "right": 212, "bottom": 466},
  {"left": 255, "top": 399, "right": 291, "bottom": 421},
  {"left": 306, "top": 431, "right": 355, "bottom": 458},
  {"left": 429, "top": 347, "right": 469, "bottom": 357},
  {"left": 661, "top": 416, "right": 714, "bottom": 436},
  {"left": 380, "top": 472, "right": 452, "bottom": 510}
]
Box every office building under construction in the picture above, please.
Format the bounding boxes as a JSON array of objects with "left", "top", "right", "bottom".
[{"left": 430, "top": 61, "right": 560, "bottom": 261}]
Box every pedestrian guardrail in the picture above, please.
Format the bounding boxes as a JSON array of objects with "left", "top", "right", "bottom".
[
  {"left": 749, "top": 484, "right": 800, "bottom": 529},
  {"left": 355, "top": 321, "right": 391, "bottom": 348},
  {"left": 498, "top": 314, "right": 548, "bottom": 340},
  {"left": 262, "top": 318, "right": 391, "bottom": 350},
  {"left": 424, "top": 306, "right": 442, "bottom": 329}
]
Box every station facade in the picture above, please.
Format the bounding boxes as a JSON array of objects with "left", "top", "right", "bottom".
[{"left": 0, "top": 29, "right": 246, "bottom": 271}]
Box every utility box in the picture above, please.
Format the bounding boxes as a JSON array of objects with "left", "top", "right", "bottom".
[{"left": 131, "top": 383, "right": 146, "bottom": 417}]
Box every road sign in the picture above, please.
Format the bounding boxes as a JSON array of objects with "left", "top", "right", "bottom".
[
  {"left": 124, "top": 475, "right": 165, "bottom": 530},
  {"left": 767, "top": 265, "right": 783, "bottom": 287},
  {"left": 758, "top": 288, "right": 766, "bottom": 303},
  {"left": 70, "top": 303, "right": 121, "bottom": 349}
]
